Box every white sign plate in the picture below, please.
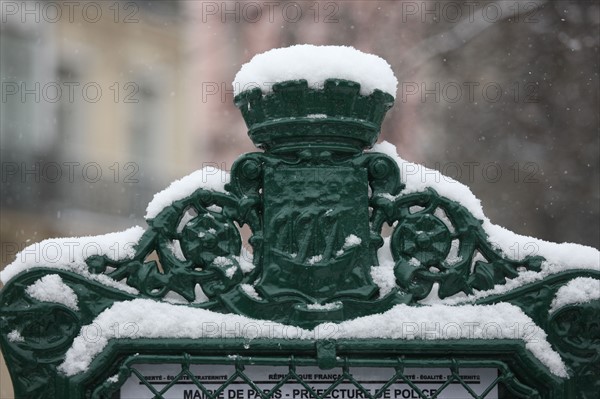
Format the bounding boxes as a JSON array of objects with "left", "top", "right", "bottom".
[{"left": 119, "top": 364, "right": 498, "bottom": 399}]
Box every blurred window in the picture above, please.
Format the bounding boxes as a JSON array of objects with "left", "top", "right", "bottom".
[{"left": 0, "top": 32, "right": 35, "bottom": 152}]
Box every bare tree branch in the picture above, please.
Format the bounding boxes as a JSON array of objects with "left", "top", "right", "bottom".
[{"left": 399, "top": 0, "right": 547, "bottom": 74}]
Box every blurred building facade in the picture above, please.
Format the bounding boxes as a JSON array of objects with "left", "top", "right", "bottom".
[
  {"left": 1, "top": 1, "right": 196, "bottom": 394},
  {"left": 1, "top": 1, "right": 198, "bottom": 262}
]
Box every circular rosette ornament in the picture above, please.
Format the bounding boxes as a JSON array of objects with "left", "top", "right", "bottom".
[
  {"left": 391, "top": 214, "right": 451, "bottom": 299},
  {"left": 180, "top": 211, "right": 243, "bottom": 295}
]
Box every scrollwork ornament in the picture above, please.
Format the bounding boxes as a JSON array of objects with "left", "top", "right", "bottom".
[{"left": 548, "top": 302, "right": 600, "bottom": 398}]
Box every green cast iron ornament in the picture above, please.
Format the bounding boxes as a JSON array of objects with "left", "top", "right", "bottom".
[{"left": 0, "top": 45, "right": 599, "bottom": 399}]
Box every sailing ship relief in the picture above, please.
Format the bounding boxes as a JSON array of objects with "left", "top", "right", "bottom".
[{"left": 258, "top": 166, "right": 378, "bottom": 303}]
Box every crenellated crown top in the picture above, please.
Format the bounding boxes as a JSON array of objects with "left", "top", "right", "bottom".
[{"left": 232, "top": 45, "right": 397, "bottom": 154}]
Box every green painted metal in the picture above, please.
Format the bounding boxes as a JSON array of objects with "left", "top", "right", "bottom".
[{"left": 0, "top": 78, "right": 598, "bottom": 398}]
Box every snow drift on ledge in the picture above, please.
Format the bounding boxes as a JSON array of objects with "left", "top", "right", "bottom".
[
  {"left": 58, "top": 299, "right": 567, "bottom": 377},
  {"left": 0, "top": 226, "right": 144, "bottom": 293},
  {"left": 549, "top": 277, "right": 600, "bottom": 314},
  {"left": 232, "top": 44, "right": 398, "bottom": 98}
]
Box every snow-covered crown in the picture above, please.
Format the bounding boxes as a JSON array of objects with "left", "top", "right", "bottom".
[{"left": 233, "top": 45, "right": 397, "bottom": 153}]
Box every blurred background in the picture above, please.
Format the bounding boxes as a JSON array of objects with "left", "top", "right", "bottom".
[{"left": 1, "top": 0, "right": 598, "bottom": 395}]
